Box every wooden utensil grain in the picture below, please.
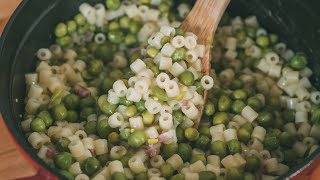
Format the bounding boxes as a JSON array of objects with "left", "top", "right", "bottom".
[{"left": 181, "top": 0, "right": 230, "bottom": 128}]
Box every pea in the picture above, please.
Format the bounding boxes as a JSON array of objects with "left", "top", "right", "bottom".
[
  {"left": 135, "top": 172, "right": 148, "bottom": 180},
  {"left": 218, "top": 95, "right": 232, "bottom": 112},
  {"left": 119, "top": 97, "right": 133, "bottom": 106},
  {"left": 123, "top": 105, "right": 137, "bottom": 118},
  {"left": 279, "top": 132, "right": 295, "bottom": 148},
  {"left": 37, "top": 111, "right": 53, "bottom": 127},
  {"left": 212, "top": 112, "right": 229, "bottom": 125},
  {"left": 54, "top": 152, "right": 73, "bottom": 170},
  {"left": 190, "top": 154, "right": 207, "bottom": 164},
  {"left": 56, "top": 137, "right": 71, "bottom": 152},
  {"left": 226, "top": 168, "right": 243, "bottom": 180},
  {"left": 289, "top": 52, "right": 307, "bottom": 70},
  {"left": 179, "top": 71, "right": 195, "bottom": 86},
  {"left": 263, "top": 136, "right": 279, "bottom": 151},
  {"left": 100, "top": 102, "right": 117, "bottom": 115},
  {"left": 158, "top": 2, "right": 170, "bottom": 13},
  {"left": 256, "top": 111, "right": 273, "bottom": 128},
  {"left": 80, "top": 97, "right": 95, "bottom": 109},
  {"left": 160, "top": 36, "right": 170, "bottom": 46},
  {"left": 65, "top": 110, "right": 78, "bottom": 123},
  {"left": 120, "top": 128, "right": 131, "bottom": 140},
  {"left": 232, "top": 100, "right": 246, "bottom": 114},
  {"left": 205, "top": 101, "right": 215, "bottom": 116},
  {"left": 125, "top": 34, "right": 137, "bottom": 46},
  {"left": 74, "top": 13, "right": 86, "bottom": 26},
  {"left": 128, "top": 130, "right": 147, "bottom": 148},
  {"left": 176, "top": 126, "right": 185, "bottom": 143},
  {"left": 30, "top": 118, "right": 46, "bottom": 132},
  {"left": 77, "top": 24, "right": 89, "bottom": 35},
  {"left": 199, "top": 171, "right": 216, "bottom": 180},
  {"left": 66, "top": 20, "right": 77, "bottom": 33},
  {"left": 245, "top": 155, "right": 260, "bottom": 172},
  {"left": 129, "top": 20, "right": 141, "bottom": 34},
  {"left": 173, "top": 110, "right": 184, "bottom": 123},
  {"left": 245, "top": 26, "right": 256, "bottom": 38},
  {"left": 184, "top": 127, "right": 199, "bottom": 141},
  {"left": 63, "top": 94, "right": 79, "bottom": 110},
  {"left": 237, "top": 127, "right": 251, "bottom": 143},
  {"left": 256, "top": 35, "right": 269, "bottom": 47},
  {"left": 311, "top": 108, "right": 320, "bottom": 124},
  {"left": 95, "top": 43, "right": 115, "bottom": 62},
  {"left": 195, "top": 81, "right": 204, "bottom": 94},
  {"left": 111, "top": 172, "right": 128, "bottom": 180},
  {"left": 241, "top": 122, "right": 253, "bottom": 133},
  {"left": 172, "top": 48, "right": 186, "bottom": 62},
  {"left": 147, "top": 47, "right": 160, "bottom": 58},
  {"left": 266, "top": 129, "right": 281, "bottom": 138},
  {"left": 141, "top": 111, "right": 154, "bottom": 126},
  {"left": 227, "top": 139, "right": 241, "bottom": 154},
  {"left": 106, "top": 0, "right": 121, "bottom": 10},
  {"left": 59, "top": 170, "right": 74, "bottom": 180},
  {"left": 135, "top": 101, "right": 146, "bottom": 112},
  {"left": 83, "top": 157, "right": 101, "bottom": 175},
  {"left": 108, "top": 132, "right": 120, "bottom": 144},
  {"left": 52, "top": 104, "right": 68, "bottom": 121},
  {"left": 101, "top": 78, "right": 114, "bottom": 94},
  {"left": 80, "top": 107, "right": 95, "bottom": 121},
  {"left": 119, "top": 16, "right": 130, "bottom": 29},
  {"left": 247, "top": 96, "right": 262, "bottom": 111},
  {"left": 88, "top": 59, "right": 104, "bottom": 75},
  {"left": 160, "top": 163, "right": 174, "bottom": 178},
  {"left": 232, "top": 89, "right": 248, "bottom": 100},
  {"left": 108, "top": 21, "right": 120, "bottom": 31},
  {"left": 283, "top": 150, "right": 298, "bottom": 165},
  {"left": 97, "top": 119, "right": 112, "bottom": 138},
  {"left": 178, "top": 143, "right": 192, "bottom": 162},
  {"left": 120, "top": 154, "right": 131, "bottom": 168},
  {"left": 269, "top": 33, "right": 278, "bottom": 44},
  {"left": 282, "top": 109, "right": 295, "bottom": 123},
  {"left": 198, "top": 125, "right": 211, "bottom": 138},
  {"left": 151, "top": 86, "right": 170, "bottom": 101},
  {"left": 56, "top": 35, "right": 72, "bottom": 47},
  {"left": 84, "top": 120, "right": 97, "bottom": 135},
  {"left": 162, "top": 143, "right": 178, "bottom": 159},
  {"left": 108, "top": 31, "right": 124, "bottom": 44},
  {"left": 210, "top": 141, "right": 227, "bottom": 158},
  {"left": 55, "top": 23, "right": 67, "bottom": 38},
  {"left": 96, "top": 153, "right": 109, "bottom": 166},
  {"left": 170, "top": 173, "right": 185, "bottom": 180}
]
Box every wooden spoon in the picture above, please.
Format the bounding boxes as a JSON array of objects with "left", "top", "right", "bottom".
[{"left": 181, "top": 0, "right": 230, "bottom": 128}]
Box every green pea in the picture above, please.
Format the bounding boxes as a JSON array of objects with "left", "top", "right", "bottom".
[
  {"left": 266, "top": 129, "right": 281, "bottom": 138},
  {"left": 54, "top": 152, "right": 73, "bottom": 170},
  {"left": 101, "top": 78, "right": 114, "bottom": 94},
  {"left": 218, "top": 95, "right": 232, "bottom": 112},
  {"left": 212, "top": 112, "right": 229, "bottom": 125},
  {"left": 241, "top": 122, "right": 253, "bottom": 133},
  {"left": 119, "top": 97, "right": 133, "bottom": 106},
  {"left": 120, "top": 16, "right": 131, "bottom": 29},
  {"left": 66, "top": 110, "right": 78, "bottom": 123},
  {"left": 108, "top": 132, "right": 120, "bottom": 144},
  {"left": 111, "top": 172, "right": 128, "bottom": 180},
  {"left": 124, "top": 105, "right": 137, "bottom": 118},
  {"left": 96, "top": 153, "right": 109, "bottom": 166},
  {"left": 64, "top": 94, "right": 80, "bottom": 110},
  {"left": 77, "top": 24, "right": 89, "bottom": 35},
  {"left": 128, "top": 130, "right": 147, "bottom": 148},
  {"left": 162, "top": 142, "right": 178, "bottom": 159},
  {"left": 231, "top": 100, "right": 246, "bottom": 114},
  {"left": 88, "top": 59, "right": 104, "bottom": 75},
  {"left": 227, "top": 139, "right": 241, "bottom": 154},
  {"left": 176, "top": 126, "right": 185, "bottom": 143},
  {"left": 269, "top": 34, "right": 278, "bottom": 44},
  {"left": 290, "top": 52, "right": 307, "bottom": 70},
  {"left": 74, "top": 13, "right": 86, "bottom": 26},
  {"left": 237, "top": 127, "right": 251, "bottom": 143},
  {"left": 159, "top": 2, "right": 170, "bottom": 13},
  {"left": 160, "top": 163, "right": 174, "bottom": 178},
  {"left": 199, "top": 171, "right": 216, "bottom": 180},
  {"left": 135, "top": 101, "right": 146, "bottom": 112},
  {"left": 173, "top": 110, "right": 184, "bottom": 123},
  {"left": 279, "top": 132, "right": 296, "bottom": 148},
  {"left": 142, "top": 111, "right": 154, "bottom": 126},
  {"left": 135, "top": 172, "right": 148, "bottom": 180},
  {"left": 195, "top": 81, "right": 204, "bottom": 94},
  {"left": 190, "top": 154, "right": 207, "bottom": 164},
  {"left": 55, "top": 23, "right": 67, "bottom": 38},
  {"left": 256, "top": 35, "right": 269, "bottom": 47},
  {"left": 120, "top": 154, "right": 131, "bottom": 168},
  {"left": 97, "top": 119, "right": 112, "bottom": 138},
  {"left": 283, "top": 150, "right": 298, "bottom": 165},
  {"left": 198, "top": 125, "right": 211, "bottom": 138},
  {"left": 56, "top": 35, "right": 72, "bottom": 47},
  {"left": 146, "top": 47, "right": 159, "bottom": 58},
  {"left": 245, "top": 26, "right": 256, "bottom": 38},
  {"left": 37, "top": 111, "right": 53, "bottom": 127},
  {"left": 210, "top": 141, "right": 227, "bottom": 158},
  {"left": 184, "top": 127, "right": 199, "bottom": 141},
  {"left": 52, "top": 104, "right": 68, "bottom": 121},
  {"left": 257, "top": 111, "right": 273, "bottom": 128},
  {"left": 66, "top": 20, "right": 77, "bottom": 33},
  {"left": 151, "top": 86, "right": 170, "bottom": 101},
  {"left": 232, "top": 89, "right": 248, "bottom": 100},
  {"left": 161, "top": 36, "right": 171, "bottom": 46},
  {"left": 311, "top": 108, "right": 320, "bottom": 124},
  {"left": 226, "top": 168, "right": 243, "bottom": 180},
  {"left": 194, "top": 135, "right": 210, "bottom": 151},
  {"left": 282, "top": 109, "right": 295, "bottom": 123},
  {"left": 125, "top": 33, "right": 137, "bottom": 46},
  {"left": 120, "top": 128, "right": 131, "bottom": 140},
  {"left": 247, "top": 96, "right": 262, "bottom": 111},
  {"left": 100, "top": 102, "right": 117, "bottom": 115},
  {"left": 108, "top": 31, "right": 124, "bottom": 44},
  {"left": 243, "top": 87, "right": 255, "bottom": 97},
  {"left": 80, "top": 96, "right": 96, "bottom": 109},
  {"left": 149, "top": 64, "right": 160, "bottom": 76},
  {"left": 106, "top": 0, "right": 121, "bottom": 10},
  {"left": 170, "top": 173, "right": 185, "bottom": 180},
  {"left": 84, "top": 120, "right": 97, "bottom": 135},
  {"left": 245, "top": 155, "right": 260, "bottom": 172},
  {"left": 235, "top": 30, "right": 246, "bottom": 44},
  {"left": 80, "top": 70, "right": 93, "bottom": 81},
  {"left": 59, "top": 170, "right": 74, "bottom": 180},
  {"left": 95, "top": 43, "right": 115, "bottom": 62},
  {"left": 108, "top": 21, "right": 120, "bottom": 31},
  {"left": 263, "top": 135, "right": 279, "bottom": 151},
  {"left": 178, "top": 143, "right": 192, "bottom": 162},
  {"left": 80, "top": 107, "right": 95, "bottom": 121},
  {"left": 179, "top": 71, "right": 195, "bottom": 86},
  {"left": 205, "top": 101, "right": 215, "bottom": 116},
  {"left": 129, "top": 20, "right": 141, "bottom": 34},
  {"left": 109, "top": 69, "right": 124, "bottom": 79},
  {"left": 229, "top": 79, "right": 244, "bottom": 90},
  {"left": 172, "top": 48, "right": 186, "bottom": 62},
  {"left": 56, "top": 137, "right": 71, "bottom": 152},
  {"left": 30, "top": 118, "right": 46, "bottom": 132},
  {"left": 83, "top": 157, "right": 101, "bottom": 175}
]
